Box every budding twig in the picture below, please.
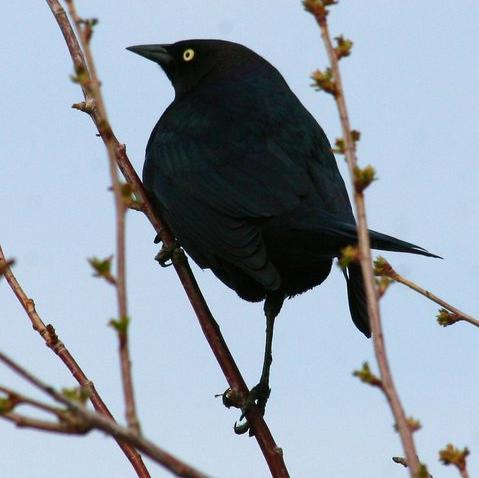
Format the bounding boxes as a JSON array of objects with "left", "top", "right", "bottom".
[
  {"left": 64, "top": 0, "right": 140, "bottom": 437},
  {"left": 374, "top": 257, "right": 479, "bottom": 329},
  {"left": 439, "top": 444, "right": 470, "bottom": 478},
  {"left": 0, "top": 243, "right": 149, "bottom": 476},
  {"left": 305, "top": 1, "right": 423, "bottom": 475},
  {"left": 0, "top": 352, "right": 210, "bottom": 478}
]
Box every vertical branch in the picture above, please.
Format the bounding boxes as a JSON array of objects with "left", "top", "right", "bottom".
[
  {"left": 304, "top": 1, "right": 421, "bottom": 475},
  {"left": 64, "top": 0, "right": 140, "bottom": 434}
]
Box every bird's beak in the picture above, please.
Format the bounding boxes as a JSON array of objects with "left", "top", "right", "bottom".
[{"left": 126, "top": 44, "right": 172, "bottom": 66}]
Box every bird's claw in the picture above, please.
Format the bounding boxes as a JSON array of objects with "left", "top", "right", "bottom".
[
  {"left": 154, "top": 242, "right": 178, "bottom": 267},
  {"left": 234, "top": 419, "right": 251, "bottom": 435},
  {"left": 221, "top": 383, "right": 271, "bottom": 436},
  {"left": 246, "top": 382, "right": 271, "bottom": 417}
]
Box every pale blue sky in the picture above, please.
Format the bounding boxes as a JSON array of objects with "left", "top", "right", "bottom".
[{"left": 1, "top": 1, "right": 478, "bottom": 477}]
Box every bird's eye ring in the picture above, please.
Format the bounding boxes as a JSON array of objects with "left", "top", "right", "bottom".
[{"left": 183, "top": 48, "right": 195, "bottom": 62}]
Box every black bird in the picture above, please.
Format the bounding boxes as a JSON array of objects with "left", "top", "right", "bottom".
[{"left": 127, "top": 39, "right": 437, "bottom": 431}]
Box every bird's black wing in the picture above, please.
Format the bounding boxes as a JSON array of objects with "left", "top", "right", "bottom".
[{"left": 144, "top": 77, "right": 353, "bottom": 291}]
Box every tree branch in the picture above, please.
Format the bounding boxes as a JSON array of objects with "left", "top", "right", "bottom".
[
  {"left": 3, "top": 412, "right": 90, "bottom": 434},
  {"left": 0, "top": 244, "right": 149, "bottom": 478},
  {"left": 0, "top": 352, "right": 209, "bottom": 478},
  {"left": 304, "top": 1, "right": 422, "bottom": 475},
  {"left": 374, "top": 257, "right": 479, "bottom": 328},
  {"left": 64, "top": 0, "right": 140, "bottom": 436},
  {"left": 45, "top": 1, "right": 289, "bottom": 476}
]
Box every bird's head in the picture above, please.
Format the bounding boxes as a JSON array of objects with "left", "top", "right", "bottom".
[{"left": 127, "top": 39, "right": 269, "bottom": 98}]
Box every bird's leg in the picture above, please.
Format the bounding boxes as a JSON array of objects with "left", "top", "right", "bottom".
[
  {"left": 233, "top": 292, "right": 284, "bottom": 435},
  {"left": 253, "top": 306, "right": 276, "bottom": 411}
]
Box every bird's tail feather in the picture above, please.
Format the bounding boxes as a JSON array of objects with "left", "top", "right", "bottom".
[
  {"left": 271, "top": 211, "right": 440, "bottom": 258},
  {"left": 368, "top": 229, "right": 441, "bottom": 258},
  {"left": 343, "top": 263, "right": 371, "bottom": 338}
]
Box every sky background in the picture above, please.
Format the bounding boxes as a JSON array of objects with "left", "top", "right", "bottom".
[{"left": 1, "top": 1, "right": 478, "bottom": 477}]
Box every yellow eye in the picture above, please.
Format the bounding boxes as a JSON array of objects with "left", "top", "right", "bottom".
[{"left": 182, "top": 48, "right": 195, "bottom": 62}]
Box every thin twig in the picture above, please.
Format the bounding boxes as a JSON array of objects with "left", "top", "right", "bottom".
[
  {"left": 45, "top": 1, "right": 289, "bottom": 476},
  {"left": 375, "top": 257, "right": 479, "bottom": 328},
  {"left": 0, "top": 385, "right": 65, "bottom": 417},
  {"left": 0, "top": 352, "right": 209, "bottom": 478},
  {"left": 64, "top": 0, "right": 140, "bottom": 436},
  {"left": 305, "top": 2, "right": 421, "bottom": 475},
  {"left": 0, "top": 244, "right": 149, "bottom": 478},
  {"left": 3, "top": 412, "right": 90, "bottom": 434}
]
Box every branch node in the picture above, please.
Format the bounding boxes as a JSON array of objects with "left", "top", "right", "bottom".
[
  {"left": 439, "top": 443, "right": 469, "bottom": 472},
  {"left": 72, "top": 98, "right": 96, "bottom": 113},
  {"left": 352, "top": 362, "right": 383, "bottom": 389},
  {"left": 303, "top": 0, "right": 338, "bottom": 23},
  {"left": 436, "top": 308, "right": 460, "bottom": 327},
  {"left": 373, "top": 257, "right": 398, "bottom": 279},
  {"left": 394, "top": 416, "right": 422, "bottom": 434},
  {"left": 333, "top": 130, "right": 360, "bottom": 155},
  {"left": 353, "top": 165, "right": 377, "bottom": 193},
  {"left": 311, "top": 68, "right": 338, "bottom": 96},
  {"left": 0, "top": 258, "right": 15, "bottom": 278},
  {"left": 334, "top": 35, "right": 353, "bottom": 60},
  {"left": 45, "top": 324, "right": 59, "bottom": 346},
  {"left": 87, "top": 255, "right": 117, "bottom": 285}
]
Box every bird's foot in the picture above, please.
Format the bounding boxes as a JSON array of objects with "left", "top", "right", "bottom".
[
  {"left": 154, "top": 241, "right": 178, "bottom": 267},
  {"left": 221, "top": 382, "right": 271, "bottom": 436}
]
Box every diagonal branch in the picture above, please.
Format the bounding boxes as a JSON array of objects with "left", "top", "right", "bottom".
[
  {"left": 0, "top": 244, "right": 149, "bottom": 478},
  {"left": 3, "top": 412, "right": 90, "bottom": 434},
  {"left": 0, "top": 352, "right": 210, "bottom": 478},
  {"left": 374, "top": 257, "right": 479, "bottom": 328},
  {"left": 304, "top": 1, "right": 422, "bottom": 475},
  {"left": 45, "top": 1, "right": 289, "bottom": 476}
]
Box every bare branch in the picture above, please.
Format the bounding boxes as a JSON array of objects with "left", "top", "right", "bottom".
[
  {"left": 3, "top": 412, "right": 90, "bottom": 434},
  {"left": 0, "top": 353, "right": 210, "bottom": 478},
  {"left": 0, "top": 385, "right": 64, "bottom": 417},
  {"left": 45, "top": 1, "right": 289, "bottom": 476},
  {"left": 374, "top": 257, "right": 479, "bottom": 328},
  {"left": 304, "top": 1, "right": 422, "bottom": 475},
  {"left": 0, "top": 243, "right": 149, "bottom": 477},
  {"left": 63, "top": 0, "right": 140, "bottom": 436}
]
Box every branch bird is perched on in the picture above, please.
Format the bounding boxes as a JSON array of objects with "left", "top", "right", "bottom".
[{"left": 127, "top": 39, "right": 438, "bottom": 433}]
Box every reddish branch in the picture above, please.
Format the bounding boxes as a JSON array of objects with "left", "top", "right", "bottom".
[
  {"left": 0, "top": 352, "right": 209, "bottom": 478},
  {"left": 0, "top": 244, "right": 150, "bottom": 477},
  {"left": 45, "top": 1, "right": 289, "bottom": 476},
  {"left": 305, "top": 2, "right": 421, "bottom": 475}
]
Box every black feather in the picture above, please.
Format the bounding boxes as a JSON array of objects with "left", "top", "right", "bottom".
[{"left": 128, "top": 39, "right": 438, "bottom": 336}]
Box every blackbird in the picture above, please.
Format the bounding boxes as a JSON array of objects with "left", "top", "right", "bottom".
[{"left": 127, "top": 40, "right": 437, "bottom": 432}]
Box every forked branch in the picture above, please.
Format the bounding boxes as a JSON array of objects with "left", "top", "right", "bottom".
[
  {"left": 0, "top": 351, "right": 209, "bottom": 478},
  {"left": 0, "top": 244, "right": 150, "bottom": 477}
]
